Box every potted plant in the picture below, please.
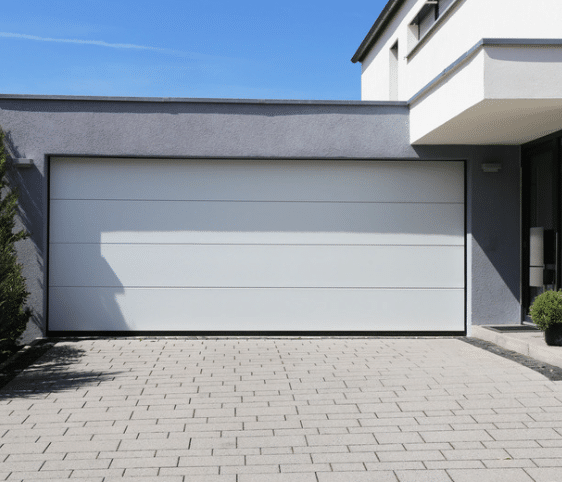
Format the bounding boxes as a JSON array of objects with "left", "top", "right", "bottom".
[{"left": 529, "top": 290, "right": 562, "bottom": 346}]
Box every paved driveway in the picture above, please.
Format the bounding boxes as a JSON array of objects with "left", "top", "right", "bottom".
[{"left": 1, "top": 337, "right": 562, "bottom": 482}]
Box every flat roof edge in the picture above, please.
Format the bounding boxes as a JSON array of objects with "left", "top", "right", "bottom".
[
  {"left": 0, "top": 93, "right": 408, "bottom": 106},
  {"left": 352, "top": 0, "right": 405, "bottom": 63}
]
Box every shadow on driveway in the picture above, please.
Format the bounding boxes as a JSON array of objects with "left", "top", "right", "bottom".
[{"left": 0, "top": 340, "right": 122, "bottom": 398}]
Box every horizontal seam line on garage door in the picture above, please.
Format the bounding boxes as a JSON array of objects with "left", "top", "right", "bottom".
[
  {"left": 49, "top": 286, "right": 465, "bottom": 289},
  {"left": 49, "top": 198, "right": 464, "bottom": 204},
  {"left": 49, "top": 242, "right": 465, "bottom": 246}
]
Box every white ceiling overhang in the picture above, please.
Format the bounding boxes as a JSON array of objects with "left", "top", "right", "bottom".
[{"left": 410, "top": 39, "right": 562, "bottom": 145}]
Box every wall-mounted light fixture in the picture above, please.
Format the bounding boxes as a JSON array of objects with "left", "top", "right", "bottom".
[
  {"left": 481, "top": 162, "right": 502, "bottom": 173},
  {"left": 11, "top": 158, "right": 34, "bottom": 169}
]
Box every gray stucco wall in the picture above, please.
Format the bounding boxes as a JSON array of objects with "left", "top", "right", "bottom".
[
  {"left": 414, "top": 145, "right": 521, "bottom": 327},
  {"left": 0, "top": 95, "right": 521, "bottom": 339}
]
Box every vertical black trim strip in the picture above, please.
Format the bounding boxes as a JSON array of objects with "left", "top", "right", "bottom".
[
  {"left": 464, "top": 158, "right": 467, "bottom": 335},
  {"left": 46, "top": 155, "right": 51, "bottom": 334},
  {"left": 521, "top": 147, "right": 530, "bottom": 319},
  {"left": 552, "top": 138, "right": 562, "bottom": 290}
]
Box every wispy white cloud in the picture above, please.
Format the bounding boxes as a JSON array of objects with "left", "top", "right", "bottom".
[{"left": 0, "top": 31, "right": 180, "bottom": 55}]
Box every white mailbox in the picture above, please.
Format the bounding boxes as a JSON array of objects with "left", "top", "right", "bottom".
[{"left": 529, "top": 227, "right": 544, "bottom": 287}]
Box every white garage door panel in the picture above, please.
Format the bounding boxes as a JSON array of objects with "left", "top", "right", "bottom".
[
  {"left": 49, "top": 287, "right": 465, "bottom": 332},
  {"left": 49, "top": 158, "right": 465, "bottom": 332},
  {"left": 51, "top": 158, "right": 464, "bottom": 203},
  {"left": 49, "top": 200, "right": 464, "bottom": 245},
  {"left": 49, "top": 244, "right": 464, "bottom": 289}
]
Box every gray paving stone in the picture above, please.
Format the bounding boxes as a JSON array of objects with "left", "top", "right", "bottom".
[
  {"left": 0, "top": 442, "right": 49, "bottom": 454},
  {"left": 403, "top": 442, "right": 451, "bottom": 451},
  {"left": 178, "top": 455, "right": 244, "bottom": 466},
  {"left": 376, "top": 450, "right": 445, "bottom": 462},
  {"left": 357, "top": 402, "right": 401, "bottom": 413},
  {"left": 4, "top": 453, "right": 63, "bottom": 463},
  {"left": 238, "top": 435, "right": 307, "bottom": 448},
  {"left": 298, "top": 404, "right": 359, "bottom": 414},
  {"left": 451, "top": 423, "right": 496, "bottom": 430},
  {"left": 155, "top": 448, "right": 212, "bottom": 457},
  {"left": 441, "top": 448, "right": 509, "bottom": 460},
  {"left": 375, "top": 432, "right": 424, "bottom": 444},
  {"left": 105, "top": 477, "right": 182, "bottom": 482},
  {"left": 358, "top": 416, "right": 418, "bottom": 427},
  {"left": 122, "top": 467, "right": 159, "bottom": 476},
  {"left": 189, "top": 437, "right": 237, "bottom": 450},
  {"left": 160, "top": 466, "right": 218, "bottom": 475},
  {"left": 424, "top": 460, "right": 485, "bottom": 469},
  {"left": 118, "top": 437, "right": 191, "bottom": 452},
  {"left": 395, "top": 469, "right": 453, "bottom": 482},
  {"left": 311, "top": 452, "right": 379, "bottom": 464},
  {"left": 246, "top": 454, "right": 312, "bottom": 465},
  {"left": 487, "top": 428, "right": 561, "bottom": 440},
  {"left": 274, "top": 428, "right": 319, "bottom": 436},
  {"left": 364, "top": 461, "right": 425, "bottom": 471},
  {"left": 294, "top": 445, "right": 348, "bottom": 454},
  {"left": 331, "top": 462, "right": 366, "bottom": 471},
  {"left": 507, "top": 447, "right": 562, "bottom": 459},
  {"left": 532, "top": 458, "right": 562, "bottom": 466},
  {"left": 221, "top": 465, "right": 280, "bottom": 474},
  {"left": 446, "top": 468, "right": 534, "bottom": 482},
  {"left": 317, "top": 472, "right": 398, "bottom": 481},
  {"left": 301, "top": 418, "right": 359, "bottom": 428},
  {"left": 482, "top": 440, "right": 540, "bottom": 449},
  {"left": 483, "top": 459, "right": 536, "bottom": 468},
  {"left": 350, "top": 443, "right": 403, "bottom": 452},
  {"left": 398, "top": 400, "right": 463, "bottom": 412},
  {"left": 536, "top": 438, "right": 562, "bottom": 447},
  {"left": 2, "top": 337, "right": 562, "bottom": 481},
  {"left": 236, "top": 405, "right": 297, "bottom": 416},
  {"left": 420, "top": 430, "right": 493, "bottom": 443},
  {"left": 239, "top": 474, "right": 317, "bottom": 482},
  {"left": 306, "top": 433, "right": 376, "bottom": 446},
  {"left": 182, "top": 421, "right": 242, "bottom": 432},
  {"left": 8, "top": 470, "right": 72, "bottom": 479},
  {"left": 280, "top": 463, "right": 331, "bottom": 472}
]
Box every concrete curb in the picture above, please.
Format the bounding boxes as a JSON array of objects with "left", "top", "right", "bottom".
[{"left": 471, "top": 325, "right": 562, "bottom": 369}]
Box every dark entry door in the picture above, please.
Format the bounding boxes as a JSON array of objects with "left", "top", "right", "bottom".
[{"left": 522, "top": 140, "right": 560, "bottom": 319}]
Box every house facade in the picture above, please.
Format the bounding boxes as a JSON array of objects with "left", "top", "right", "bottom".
[
  {"left": 354, "top": 0, "right": 562, "bottom": 145},
  {"left": 2, "top": 0, "right": 561, "bottom": 339}
]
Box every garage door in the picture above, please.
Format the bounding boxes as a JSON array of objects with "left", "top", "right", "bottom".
[{"left": 48, "top": 158, "right": 465, "bottom": 332}]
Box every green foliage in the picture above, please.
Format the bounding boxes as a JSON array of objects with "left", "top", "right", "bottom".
[
  {"left": 529, "top": 289, "right": 562, "bottom": 331},
  {"left": 0, "top": 128, "right": 32, "bottom": 346}
]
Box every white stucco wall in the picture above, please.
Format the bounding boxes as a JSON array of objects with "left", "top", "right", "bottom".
[
  {"left": 409, "top": 49, "right": 486, "bottom": 144},
  {"left": 410, "top": 44, "right": 562, "bottom": 144},
  {"left": 360, "top": 0, "right": 562, "bottom": 101},
  {"left": 360, "top": 0, "right": 416, "bottom": 101},
  {"left": 485, "top": 46, "right": 562, "bottom": 100}
]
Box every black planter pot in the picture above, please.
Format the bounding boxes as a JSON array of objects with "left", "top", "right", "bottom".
[{"left": 544, "top": 324, "right": 562, "bottom": 346}]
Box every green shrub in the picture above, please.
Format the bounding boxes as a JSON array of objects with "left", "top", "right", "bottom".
[
  {"left": 529, "top": 289, "right": 562, "bottom": 331},
  {"left": 0, "top": 128, "right": 32, "bottom": 347}
]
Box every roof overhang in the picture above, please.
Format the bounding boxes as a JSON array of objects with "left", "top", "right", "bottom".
[
  {"left": 410, "top": 39, "right": 562, "bottom": 145},
  {"left": 352, "top": 0, "right": 406, "bottom": 64}
]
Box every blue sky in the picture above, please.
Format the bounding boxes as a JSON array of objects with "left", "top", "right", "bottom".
[{"left": 1, "top": 1, "right": 387, "bottom": 100}]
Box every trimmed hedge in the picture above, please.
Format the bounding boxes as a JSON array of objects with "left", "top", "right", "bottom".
[{"left": 0, "top": 128, "right": 32, "bottom": 346}]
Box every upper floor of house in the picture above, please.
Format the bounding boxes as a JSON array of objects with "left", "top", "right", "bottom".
[{"left": 352, "top": 0, "right": 562, "bottom": 144}]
